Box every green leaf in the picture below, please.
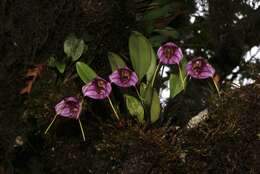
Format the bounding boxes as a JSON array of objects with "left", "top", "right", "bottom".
[
  {"left": 47, "top": 56, "right": 56, "bottom": 68},
  {"left": 55, "top": 61, "right": 66, "bottom": 74},
  {"left": 76, "top": 62, "right": 97, "bottom": 84},
  {"left": 169, "top": 58, "right": 188, "bottom": 98},
  {"left": 154, "top": 27, "right": 179, "bottom": 39},
  {"left": 182, "top": 57, "right": 188, "bottom": 68},
  {"left": 179, "top": 57, "right": 188, "bottom": 82},
  {"left": 146, "top": 46, "right": 157, "bottom": 83},
  {"left": 108, "top": 52, "right": 126, "bottom": 71},
  {"left": 64, "top": 35, "right": 85, "bottom": 61},
  {"left": 144, "top": 83, "right": 153, "bottom": 107},
  {"left": 169, "top": 73, "right": 183, "bottom": 98},
  {"left": 140, "top": 83, "right": 147, "bottom": 99},
  {"left": 129, "top": 31, "right": 153, "bottom": 80},
  {"left": 143, "top": 4, "right": 172, "bottom": 21},
  {"left": 47, "top": 56, "right": 66, "bottom": 74},
  {"left": 125, "top": 95, "right": 144, "bottom": 123},
  {"left": 150, "top": 90, "right": 161, "bottom": 123}
]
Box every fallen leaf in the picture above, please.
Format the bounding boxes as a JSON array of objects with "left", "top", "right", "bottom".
[
  {"left": 213, "top": 73, "right": 221, "bottom": 85},
  {"left": 20, "top": 64, "right": 45, "bottom": 94}
]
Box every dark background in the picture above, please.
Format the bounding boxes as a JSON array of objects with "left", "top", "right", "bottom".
[{"left": 0, "top": 0, "right": 259, "bottom": 173}]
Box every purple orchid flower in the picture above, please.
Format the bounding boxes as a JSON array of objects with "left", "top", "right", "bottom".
[
  {"left": 186, "top": 57, "right": 215, "bottom": 79},
  {"left": 54, "top": 96, "right": 82, "bottom": 119},
  {"left": 82, "top": 77, "right": 112, "bottom": 99},
  {"left": 157, "top": 42, "right": 183, "bottom": 65},
  {"left": 82, "top": 77, "right": 120, "bottom": 120},
  {"left": 45, "top": 96, "right": 86, "bottom": 141},
  {"left": 109, "top": 67, "right": 138, "bottom": 88}
]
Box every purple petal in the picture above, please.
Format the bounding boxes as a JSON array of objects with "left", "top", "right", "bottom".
[
  {"left": 54, "top": 96, "right": 81, "bottom": 119},
  {"left": 82, "top": 77, "right": 111, "bottom": 99},
  {"left": 82, "top": 82, "right": 96, "bottom": 97},
  {"left": 168, "top": 57, "right": 177, "bottom": 64},
  {"left": 111, "top": 78, "right": 128, "bottom": 87},
  {"left": 198, "top": 64, "right": 215, "bottom": 79},
  {"left": 204, "top": 63, "right": 215, "bottom": 75},
  {"left": 157, "top": 42, "right": 183, "bottom": 65},
  {"left": 109, "top": 71, "right": 120, "bottom": 83},
  {"left": 198, "top": 72, "right": 214, "bottom": 79},
  {"left": 58, "top": 108, "right": 72, "bottom": 117},
  {"left": 87, "top": 91, "right": 108, "bottom": 99},
  {"left": 186, "top": 58, "right": 215, "bottom": 79},
  {"left": 130, "top": 72, "right": 138, "bottom": 84},
  {"left": 173, "top": 48, "right": 183, "bottom": 64},
  {"left": 158, "top": 56, "right": 167, "bottom": 64},
  {"left": 105, "top": 82, "right": 112, "bottom": 95},
  {"left": 157, "top": 46, "right": 164, "bottom": 59},
  {"left": 109, "top": 68, "right": 138, "bottom": 88}
]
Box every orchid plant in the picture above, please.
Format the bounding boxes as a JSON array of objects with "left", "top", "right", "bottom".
[
  {"left": 45, "top": 31, "right": 220, "bottom": 141},
  {"left": 47, "top": 34, "right": 88, "bottom": 84}
]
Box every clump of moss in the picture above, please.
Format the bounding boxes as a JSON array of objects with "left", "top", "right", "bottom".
[{"left": 178, "top": 81, "right": 260, "bottom": 173}]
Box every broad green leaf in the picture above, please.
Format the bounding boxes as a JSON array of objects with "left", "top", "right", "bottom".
[
  {"left": 140, "top": 83, "right": 147, "bottom": 99},
  {"left": 108, "top": 52, "right": 126, "bottom": 71},
  {"left": 169, "top": 73, "right": 183, "bottom": 98},
  {"left": 55, "top": 61, "right": 66, "bottom": 74},
  {"left": 129, "top": 31, "right": 153, "bottom": 80},
  {"left": 150, "top": 90, "right": 161, "bottom": 123},
  {"left": 143, "top": 4, "right": 172, "bottom": 21},
  {"left": 179, "top": 57, "right": 188, "bottom": 81},
  {"left": 64, "top": 35, "right": 85, "bottom": 61},
  {"left": 169, "top": 58, "right": 188, "bottom": 98},
  {"left": 125, "top": 95, "right": 144, "bottom": 123},
  {"left": 146, "top": 46, "right": 157, "bottom": 83},
  {"left": 154, "top": 27, "right": 179, "bottom": 39},
  {"left": 144, "top": 84, "right": 153, "bottom": 107},
  {"left": 76, "top": 62, "right": 97, "bottom": 84}
]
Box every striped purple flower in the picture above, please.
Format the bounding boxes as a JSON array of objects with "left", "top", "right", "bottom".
[
  {"left": 82, "top": 77, "right": 112, "bottom": 99},
  {"left": 186, "top": 57, "right": 215, "bottom": 79},
  {"left": 109, "top": 67, "right": 138, "bottom": 88},
  {"left": 55, "top": 96, "right": 82, "bottom": 119},
  {"left": 157, "top": 42, "right": 183, "bottom": 65}
]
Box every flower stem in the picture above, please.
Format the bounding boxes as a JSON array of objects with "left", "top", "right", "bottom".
[
  {"left": 44, "top": 114, "right": 58, "bottom": 134},
  {"left": 108, "top": 97, "right": 120, "bottom": 120},
  {"left": 78, "top": 119, "right": 86, "bottom": 142},
  {"left": 134, "top": 86, "right": 143, "bottom": 101},
  {"left": 151, "top": 63, "right": 161, "bottom": 87},
  {"left": 212, "top": 77, "right": 221, "bottom": 97},
  {"left": 178, "top": 64, "right": 185, "bottom": 90}
]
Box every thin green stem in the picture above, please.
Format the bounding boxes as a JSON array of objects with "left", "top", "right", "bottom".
[
  {"left": 212, "top": 77, "right": 221, "bottom": 97},
  {"left": 78, "top": 119, "right": 86, "bottom": 142},
  {"left": 178, "top": 64, "right": 185, "bottom": 90},
  {"left": 108, "top": 97, "right": 120, "bottom": 120},
  {"left": 134, "top": 86, "right": 143, "bottom": 100},
  {"left": 151, "top": 63, "right": 161, "bottom": 87},
  {"left": 183, "top": 75, "right": 187, "bottom": 84},
  {"left": 44, "top": 114, "right": 58, "bottom": 134}
]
